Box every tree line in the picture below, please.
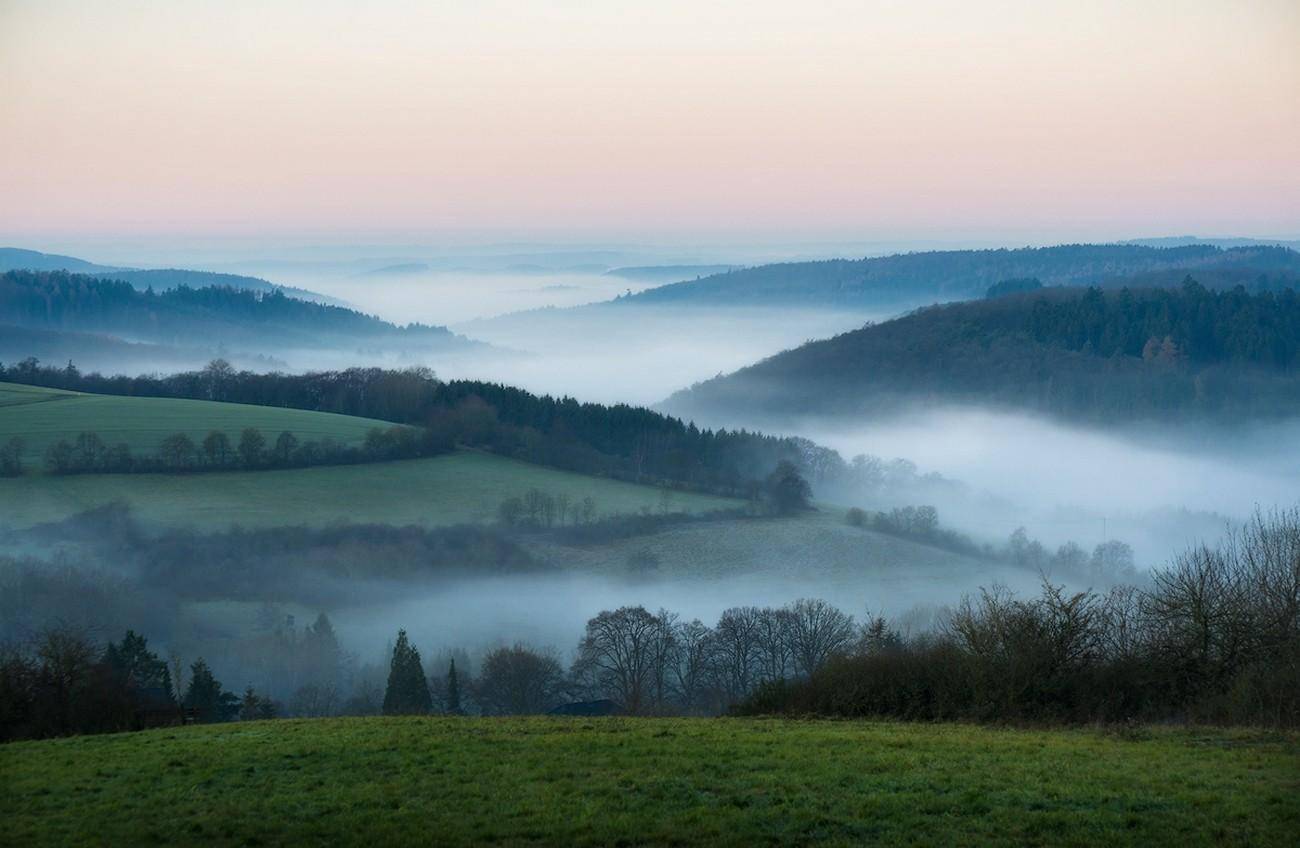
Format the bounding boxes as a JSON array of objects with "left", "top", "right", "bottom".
[
  {"left": 1, "top": 358, "right": 858, "bottom": 498},
  {"left": 31, "top": 424, "right": 450, "bottom": 476},
  {"left": 5, "top": 509, "right": 1294, "bottom": 740},
  {"left": 742, "top": 509, "right": 1299, "bottom": 726},
  {"left": 846, "top": 505, "right": 1138, "bottom": 586}
]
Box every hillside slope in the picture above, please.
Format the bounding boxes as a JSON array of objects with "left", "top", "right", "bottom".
[
  {"left": 0, "top": 382, "right": 394, "bottom": 467},
  {"left": 665, "top": 282, "right": 1300, "bottom": 425},
  {"left": 0, "top": 270, "right": 479, "bottom": 354},
  {"left": 0, "top": 449, "right": 739, "bottom": 530}
]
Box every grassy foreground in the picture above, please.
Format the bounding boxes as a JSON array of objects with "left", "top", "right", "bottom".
[
  {"left": 0, "top": 450, "right": 739, "bottom": 530},
  {"left": 3, "top": 718, "right": 1296, "bottom": 847}
]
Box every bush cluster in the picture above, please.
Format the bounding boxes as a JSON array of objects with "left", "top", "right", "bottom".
[{"left": 739, "top": 510, "right": 1299, "bottom": 726}]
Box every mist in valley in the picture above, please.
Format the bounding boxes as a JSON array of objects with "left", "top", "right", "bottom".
[{"left": 6, "top": 240, "right": 1300, "bottom": 721}]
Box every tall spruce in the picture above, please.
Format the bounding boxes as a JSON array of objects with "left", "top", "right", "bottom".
[
  {"left": 446, "top": 659, "right": 462, "bottom": 715},
  {"left": 382, "top": 629, "right": 432, "bottom": 715}
]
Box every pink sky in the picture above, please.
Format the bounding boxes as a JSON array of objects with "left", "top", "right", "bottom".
[{"left": 1, "top": 0, "right": 1297, "bottom": 241}]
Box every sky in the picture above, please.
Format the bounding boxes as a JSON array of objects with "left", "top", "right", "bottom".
[{"left": 2, "top": 0, "right": 1298, "bottom": 244}]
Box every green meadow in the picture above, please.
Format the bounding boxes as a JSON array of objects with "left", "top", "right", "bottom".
[
  {"left": 3, "top": 717, "right": 1295, "bottom": 847},
  {"left": 0, "top": 381, "right": 740, "bottom": 529},
  {"left": 0, "top": 450, "right": 739, "bottom": 531},
  {"left": 0, "top": 381, "right": 388, "bottom": 465}
]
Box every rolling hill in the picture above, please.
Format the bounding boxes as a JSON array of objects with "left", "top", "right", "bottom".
[
  {"left": 4, "top": 717, "right": 1294, "bottom": 847},
  {"left": 0, "top": 450, "right": 739, "bottom": 531},
  {"left": 664, "top": 282, "right": 1300, "bottom": 426},
  {"left": 0, "top": 247, "right": 336, "bottom": 304},
  {"left": 0, "top": 382, "right": 392, "bottom": 467},
  {"left": 620, "top": 244, "right": 1300, "bottom": 310},
  {"left": 0, "top": 270, "right": 483, "bottom": 356},
  {"left": 0, "top": 381, "right": 739, "bottom": 527}
]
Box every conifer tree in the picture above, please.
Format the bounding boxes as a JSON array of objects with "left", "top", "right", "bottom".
[
  {"left": 446, "top": 659, "right": 462, "bottom": 715},
  {"left": 382, "top": 629, "right": 432, "bottom": 715},
  {"left": 183, "top": 659, "right": 238, "bottom": 723}
]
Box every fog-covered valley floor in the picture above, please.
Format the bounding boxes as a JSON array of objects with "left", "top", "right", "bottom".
[{"left": 7, "top": 241, "right": 1300, "bottom": 710}]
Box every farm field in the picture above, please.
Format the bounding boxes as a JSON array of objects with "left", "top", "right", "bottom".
[
  {"left": 0, "top": 381, "right": 391, "bottom": 465},
  {"left": 0, "top": 449, "right": 741, "bottom": 531},
  {"left": 3, "top": 717, "right": 1295, "bottom": 847}
]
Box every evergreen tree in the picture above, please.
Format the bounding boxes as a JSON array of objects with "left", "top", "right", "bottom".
[
  {"left": 446, "top": 659, "right": 462, "bottom": 715},
  {"left": 183, "top": 659, "right": 238, "bottom": 723},
  {"left": 103, "top": 630, "right": 173, "bottom": 701},
  {"left": 382, "top": 629, "right": 432, "bottom": 715},
  {"left": 239, "top": 686, "right": 269, "bottom": 721}
]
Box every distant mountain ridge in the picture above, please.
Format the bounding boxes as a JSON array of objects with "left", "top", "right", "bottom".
[
  {"left": 665, "top": 280, "right": 1300, "bottom": 425},
  {"left": 0, "top": 269, "right": 483, "bottom": 355},
  {"left": 620, "top": 244, "right": 1300, "bottom": 310},
  {"left": 0, "top": 247, "right": 340, "bottom": 305},
  {"left": 604, "top": 264, "right": 743, "bottom": 283}
]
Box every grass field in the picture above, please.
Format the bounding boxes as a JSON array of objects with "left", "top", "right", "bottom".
[
  {"left": 0, "top": 381, "right": 390, "bottom": 466},
  {"left": 2, "top": 717, "right": 1295, "bottom": 846},
  {"left": 0, "top": 449, "right": 740, "bottom": 531}
]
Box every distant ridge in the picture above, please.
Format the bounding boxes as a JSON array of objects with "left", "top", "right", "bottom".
[
  {"left": 604, "top": 264, "right": 743, "bottom": 283},
  {"left": 0, "top": 269, "right": 486, "bottom": 356},
  {"left": 359, "top": 262, "right": 431, "bottom": 276},
  {"left": 665, "top": 281, "right": 1300, "bottom": 426},
  {"left": 0, "top": 247, "right": 340, "bottom": 305},
  {"left": 618, "top": 244, "right": 1300, "bottom": 310}
]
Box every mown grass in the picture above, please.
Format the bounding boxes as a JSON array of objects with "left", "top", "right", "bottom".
[
  {"left": 0, "top": 381, "right": 389, "bottom": 466},
  {"left": 2, "top": 717, "right": 1295, "bottom": 846},
  {"left": 0, "top": 450, "right": 739, "bottom": 531}
]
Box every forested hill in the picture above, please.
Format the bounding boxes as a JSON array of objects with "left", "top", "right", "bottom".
[
  {"left": 665, "top": 281, "right": 1300, "bottom": 425},
  {"left": 0, "top": 360, "right": 843, "bottom": 497},
  {"left": 0, "top": 270, "right": 474, "bottom": 352},
  {"left": 621, "top": 244, "right": 1300, "bottom": 310},
  {"left": 0, "top": 247, "right": 333, "bottom": 303}
]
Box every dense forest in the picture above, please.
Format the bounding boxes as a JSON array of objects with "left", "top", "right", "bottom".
[
  {"left": 623, "top": 244, "right": 1300, "bottom": 309},
  {"left": 667, "top": 280, "right": 1300, "bottom": 424},
  {"left": 0, "top": 270, "right": 469, "bottom": 351}
]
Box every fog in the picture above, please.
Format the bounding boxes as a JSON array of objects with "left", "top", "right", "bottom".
[
  {"left": 8, "top": 238, "right": 1300, "bottom": 721},
  {"left": 335, "top": 565, "right": 1046, "bottom": 670},
  {"left": 244, "top": 262, "right": 880, "bottom": 404},
  {"left": 446, "top": 304, "right": 875, "bottom": 405},
  {"left": 711, "top": 406, "right": 1300, "bottom": 567}
]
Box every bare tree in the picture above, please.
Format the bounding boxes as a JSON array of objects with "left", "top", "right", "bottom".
[
  {"left": 712, "top": 606, "right": 762, "bottom": 701},
  {"left": 753, "top": 606, "right": 794, "bottom": 683},
  {"left": 785, "top": 598, "right": 855, "bottom": 678},
  {"left": 475, "top": 643, "right": 565, "bottom": 715},
  {"left": 671, "top": 619, "right": 717, "bottom": 714},
  {"left": 573, "top": 606, "right": 670, "bottom": 715}
]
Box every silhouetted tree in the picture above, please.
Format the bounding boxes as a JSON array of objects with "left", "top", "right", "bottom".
[
  {"left": 382, "top": 629, "right": 431, "bottom": 715},
  {"left": 183, "top": 659, "right": 237, "bottom": 723},
  {"left": 238, "top": 427, "right": 266, "bottom": 468},
  {"left": 445, "top": 659, "right": 463, "bottom": 715},
  {"left": 763, "top": 461, "right": 812, "bottom": 514}
]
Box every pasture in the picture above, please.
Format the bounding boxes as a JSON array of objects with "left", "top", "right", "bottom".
[
  {"left": 3, "top": 717, "right": 1295, "bottom": 846},
  {"left": 0, "top": 381, "right": 388, "bottom": 465},
  {"left": 0, "top": 450, "right": 741, "bottom": 531}
]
